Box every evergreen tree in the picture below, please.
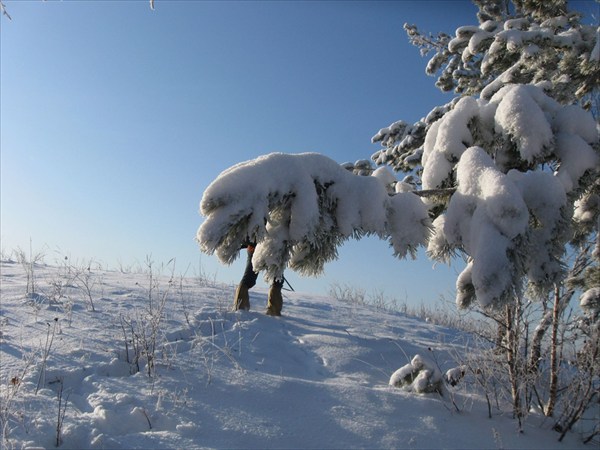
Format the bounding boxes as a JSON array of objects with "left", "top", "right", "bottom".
[
  {"left": 199, "top": 0, "right": 598, "bottom": 311},
  {"left": 369, "top": 0, "right": 599, "bottom": 428},
  {"left": 371, "top": 0, "right": 598, "bottom": 310},
  {"left": 197, "top": 0, "right": 598, "bottom": 433}
]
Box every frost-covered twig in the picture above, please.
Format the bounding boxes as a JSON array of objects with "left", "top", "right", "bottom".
[
  {"left": 1, "top": 352, "right": 36, "bottom": 444},
  {"left": 55, "top": 378, "right": 70, "bottom": 447},
  {"left": 71, "top": 261, "right": 99, "bottom": 312},
  {"left": 120, "top": 315, "right": 131, "bottom": 365},
  {"left": 35, "top": 318, "right": 58, "bottom": 394},
  {"left": 15, "top": 243, "right": 45, "bottom": 295}
]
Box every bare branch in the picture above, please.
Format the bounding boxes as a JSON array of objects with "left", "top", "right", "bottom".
[
  {"left": 410, "top": 188, "right": 457, "bottom": 198},
  {"left": 1, "top": 1, "right": 12, "bottom": 21}
]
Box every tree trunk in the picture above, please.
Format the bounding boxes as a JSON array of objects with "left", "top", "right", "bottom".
[
  {"left": 545, "top": 284, "right": 562, "bottom": 416},
  {"left": 529, "top": 244, "right": 590, "bottom": 374},
  {"left": 505, "top": 303, "right": 522, "bottom": 422},
  {"left": 529, "top": 288, "right": 573, "bottom": 374}
]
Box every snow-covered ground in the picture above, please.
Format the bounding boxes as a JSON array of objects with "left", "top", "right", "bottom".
[{"left": 0, "top": 260, "right": 589, "bottom": 449}]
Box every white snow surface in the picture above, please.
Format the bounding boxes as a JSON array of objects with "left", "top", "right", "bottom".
[{"left": 0, "top": 261, "right": 589, "bottom": 449}]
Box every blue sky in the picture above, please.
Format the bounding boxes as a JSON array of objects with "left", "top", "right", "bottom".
[{"left": 1, "top": 1, "right": 596, "bottom": 305}]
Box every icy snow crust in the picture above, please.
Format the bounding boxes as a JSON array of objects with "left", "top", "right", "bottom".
[{"left": 0, "top": 262, "right": 589, "bottom": 449}]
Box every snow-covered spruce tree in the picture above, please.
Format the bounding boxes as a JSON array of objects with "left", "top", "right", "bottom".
[{"left": 371, "top": 0, "right": 599, "bottom": 433}]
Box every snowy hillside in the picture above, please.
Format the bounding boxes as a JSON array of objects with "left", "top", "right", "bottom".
[{"left": 0, "top": 260, "right": 590, "bottom": 449}]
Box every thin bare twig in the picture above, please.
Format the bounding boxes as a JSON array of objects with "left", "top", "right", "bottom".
[{"left": 1, "top": 1, "right": 12, "bottom": 20}]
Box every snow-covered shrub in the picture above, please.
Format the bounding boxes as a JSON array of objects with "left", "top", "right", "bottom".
[
  {"left": 389, "top": 354, "right": 443, "bottom": 394},
  {"left": 120, "top": 258, "right": 175, "bottom": 377},
  {"left": 444, "top": 366, "right": 467, "bottom": 387},
  {"left": 14, "top": 246, "right": 44, "bottom": 296},
  {"left": 328, "top": 282, "right": 367, "bottom": 306}
]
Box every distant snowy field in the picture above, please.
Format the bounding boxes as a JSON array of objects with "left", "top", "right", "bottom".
[{"left": 0, "top": 260, "right": 589, "bottom": 449}]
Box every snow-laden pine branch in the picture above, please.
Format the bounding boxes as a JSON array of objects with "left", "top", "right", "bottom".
[{"left": 197, "top": 153, "right": 430, "bottom": 282}]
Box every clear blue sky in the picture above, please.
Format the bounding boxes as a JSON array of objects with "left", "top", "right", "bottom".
[{"left": 1, "top": 1, "right": 596, "bottom": 305}]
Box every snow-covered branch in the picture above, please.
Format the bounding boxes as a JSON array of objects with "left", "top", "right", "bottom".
[{"left": 197, "top": 153, "right": 431, "bottom": 282}]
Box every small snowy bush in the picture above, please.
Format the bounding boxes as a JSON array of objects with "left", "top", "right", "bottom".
[
  {"left": 444, "top": 366, "right": 467, "bottom": 387},
  {"left": 389, "top": 354, "right": 443, "bottom": 394}
]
